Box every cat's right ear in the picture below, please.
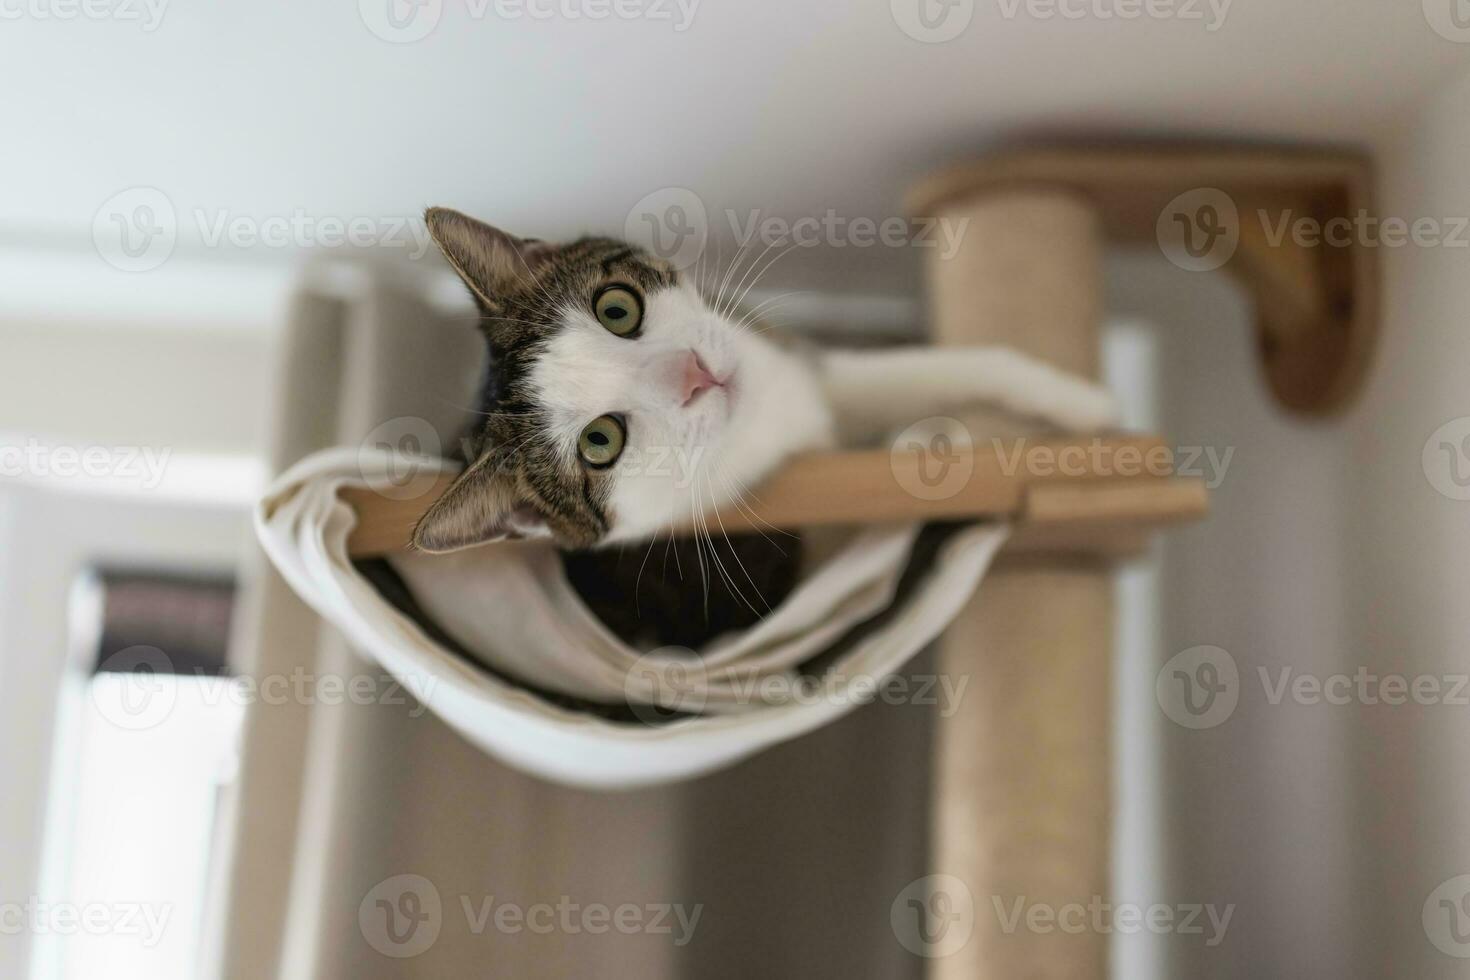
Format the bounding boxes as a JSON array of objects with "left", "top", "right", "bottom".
[
  {"left": 410, "top": 451, "right": 551, "bottom": 553},
  {"left": 424, "top": 207, "right": 551, "bottom": 310}
]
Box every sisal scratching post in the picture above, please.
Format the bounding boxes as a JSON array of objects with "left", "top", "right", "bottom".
[{"left": 925, "top": 190, "right": 1112, "bottom": 978}]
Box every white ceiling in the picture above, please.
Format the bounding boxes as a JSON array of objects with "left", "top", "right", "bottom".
[{"left": 3, "top": 0, "right": 1468, "bottom": 291}]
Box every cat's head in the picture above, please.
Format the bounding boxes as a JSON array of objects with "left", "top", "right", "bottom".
[{"left": 411, "top": 207, "right": 758, "bottom": 553}]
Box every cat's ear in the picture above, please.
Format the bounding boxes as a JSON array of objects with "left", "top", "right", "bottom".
[
  {"left": 424, "top": 207, "right": 552, "bottom": 309},
  {"left": 411, "top": 452, "right": 551, "bottom": 553}
]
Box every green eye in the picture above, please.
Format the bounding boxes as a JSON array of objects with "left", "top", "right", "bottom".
[
  {"left": 578, "top": 414, "right": 626, "bottom": 468},
  {"left": 594, "top": 285, "right": 642, "bottom": 337}
]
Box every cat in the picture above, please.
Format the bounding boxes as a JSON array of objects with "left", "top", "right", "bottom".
[{"left": 412, "top": 206, "right": 1119, "bottom": 562}]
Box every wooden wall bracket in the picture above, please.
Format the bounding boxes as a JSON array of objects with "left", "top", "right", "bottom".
[{"left": 910, "top": 144, "right": 1379, "bottom": 415}]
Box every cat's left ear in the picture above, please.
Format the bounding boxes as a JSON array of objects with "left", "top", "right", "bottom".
[
  {"left": 411, "top": 452, "right": 551, "bottom": 553},
  {"left": 424, "top": 207, "right": 553, "bottom": 310}
]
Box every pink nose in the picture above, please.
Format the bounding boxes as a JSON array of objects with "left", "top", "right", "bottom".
[{"left": 679, "top": 351, "right": 721, "bottom": 405}]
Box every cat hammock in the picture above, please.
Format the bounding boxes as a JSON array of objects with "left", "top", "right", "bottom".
[{"left": 259, "top": 427, "right": 1204, "bottom": 788}]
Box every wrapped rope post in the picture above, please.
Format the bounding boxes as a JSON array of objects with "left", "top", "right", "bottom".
[{"left": 920, "top": 188, "right": 1112, "bottom": 978}]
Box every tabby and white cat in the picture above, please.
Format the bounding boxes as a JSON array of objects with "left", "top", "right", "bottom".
[{"left": 412, "top": 207, "right": 1117, "bottom": 555}]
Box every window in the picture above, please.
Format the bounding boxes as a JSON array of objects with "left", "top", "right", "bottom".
[{"left": 33, "top": 570, "right": 245, "bottom": 980}]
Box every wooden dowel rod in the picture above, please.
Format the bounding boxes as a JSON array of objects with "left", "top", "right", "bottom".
[{"left": 339, "top": 437, "right": 1206, "bottom": 558}]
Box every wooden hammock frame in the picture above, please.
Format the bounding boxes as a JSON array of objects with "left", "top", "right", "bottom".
[{"left": 342, "top": 435, "right": 1209, "bottom": 559}]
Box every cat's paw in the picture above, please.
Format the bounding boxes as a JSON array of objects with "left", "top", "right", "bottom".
[{"left": 1049, "top": 380, "right": 1122, "bottom": 433}]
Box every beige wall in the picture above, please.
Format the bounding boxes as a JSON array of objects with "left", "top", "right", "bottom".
[
  {"left": 1099, "top": 63, "right": 1470, "bottom": 979},
  {"left": 1346, "top": 63, "right": 1470, "bottom": 979}
]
